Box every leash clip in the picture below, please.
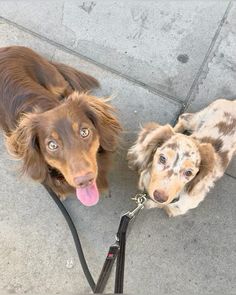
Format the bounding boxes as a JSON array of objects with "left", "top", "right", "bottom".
[{"left": 125, "top": 193, "right": 147, "bottom": 219}]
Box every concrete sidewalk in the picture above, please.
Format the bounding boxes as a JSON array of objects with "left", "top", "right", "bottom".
[{"left": 0, "top": 1, "right": 235, "bottom": 294}]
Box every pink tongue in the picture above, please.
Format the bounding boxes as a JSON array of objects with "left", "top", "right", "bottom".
[{"left": 76, "top": 182, "right": 99, "bottom": 206}]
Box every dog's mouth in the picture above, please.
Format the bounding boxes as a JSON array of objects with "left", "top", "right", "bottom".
[
  {"left": 76, "top": 182, "right": 99, "bottom": 207},
  {"left": 48, "top": 166, "right": 99, "bottom": 206},
  {"left": 150, "top": 196, "right": 180, "bottom": 205}
]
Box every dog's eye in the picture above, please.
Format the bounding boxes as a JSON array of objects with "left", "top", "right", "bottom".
[
  {"left": 48, "top": 140, "right": 58, "bottom": 151},
  {"left": 159, "top": 155, "right": 167, "bottom": 165},
  {"left": 184, "top": 169, "right": 193, "bottom": 177},
  {"left": 80, "top": 128, "right": 90, "bottom": 138}
]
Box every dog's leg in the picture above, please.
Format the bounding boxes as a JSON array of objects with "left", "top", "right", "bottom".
[
  {"left": 174, "top": 100, "right": 224, "bottom": 134},
  {"left": 174, "top": 107, "right": 211, "bottom": 133},
  {"left": 96, "top": 151, "right": 111, "bottom": 197},
  {"left": 164, "top": 192, "right": 206, "bottom": 217},
  {"left": 97, "top": 174, "right": 110, "bottom": 197},
  {"left": 174, "top": 113, "right": 196, "bottom": 133}
]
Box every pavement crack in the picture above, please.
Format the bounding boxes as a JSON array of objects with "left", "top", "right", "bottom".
[
  {"left": 0, "top": 15, "right": 182, "bottom": 106},
  {"left": 181, "top": 1, "right": 233, "bottom": 114},
  {"left": 225, "top": 172, "right": 236, "bottom": 180},
  {"left": 50, "top": 48, "right": 56, "bottom": 62},
  {"left": 61, "top": 1, "right": 65, "bottom": 26},
  {"left": 61, "top": 2, "right": 77, "bottom": 47}
]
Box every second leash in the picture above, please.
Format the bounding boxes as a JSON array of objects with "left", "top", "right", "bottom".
[{"left": 94, "top": 193, "right": 147, "bottom": 294}]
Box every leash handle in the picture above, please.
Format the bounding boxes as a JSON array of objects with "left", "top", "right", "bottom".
[
  {"left": 94, "top": 215, "right": 131, "bottom": 294},
  {"left": 114, "top": 215, "right": 130, "bottom": 293},
  {"left": 94, "top": 244, "right": 120, "bottom": 293},
  {"left": 113, "top": 195, "right": 146, "bottom": 293},
  {"left": 95, "top": 194, "right": 147, "bottom": 294}
]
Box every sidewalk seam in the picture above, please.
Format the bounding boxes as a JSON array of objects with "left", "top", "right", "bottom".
[
  {"left": 178, "top": 1, "right": 233, "bottom": 117},
  {"left": 225, "top": 172, "right": 236, "bottom": 180},
  {"left": 0, "top": 15, "right": 182, "bottom": 107}
]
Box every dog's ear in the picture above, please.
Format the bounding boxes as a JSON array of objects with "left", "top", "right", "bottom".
[
  {"left": 5, "top": 114, "right": 47, "bottom": 181},
  {"left": 127, "top": 123, "right": 174, "bottom": 172},
  {"left": 77, "top": 94, "right": 122, "bottom": 151},
  {"left": 187, "top": 143, "right": 216, "bottom": 194}
]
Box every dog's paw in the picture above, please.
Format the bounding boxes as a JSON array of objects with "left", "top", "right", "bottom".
[
  {"left": 59, "top": 194, "right": 68, "bottom": 201},
  {"left": 100, "top": 189, "right": 111, "bottom": 198},
  {"left": 164, "top": 204, "right": 182, "bottom": 217}
]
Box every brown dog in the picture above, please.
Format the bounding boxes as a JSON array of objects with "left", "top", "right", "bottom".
[
  {"left": 0, "top": 46, "right": 122, "bottom": 206},
  {"left": 128, "top": 99, "right": 236, "bottom": 216}
]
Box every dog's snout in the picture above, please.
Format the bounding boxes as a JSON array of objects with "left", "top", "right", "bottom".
[
  {"left": 74, "top": 172, "right": 95, "bottom": 187},
  {"left": 153, "top": 190, "right": 168, "bottom": 203}
]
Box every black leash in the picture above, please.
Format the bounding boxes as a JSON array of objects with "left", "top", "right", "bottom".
[
  {"left": 95, "top": 214, "right": 131, "bottom": 294},
  {"left": 43, "top": 184, "right": 96, "bottom": 291},
  {"left": 43, "top": 184, "right": 146, "bottom": 294}
]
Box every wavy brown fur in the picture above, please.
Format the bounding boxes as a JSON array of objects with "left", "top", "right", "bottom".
[{"left": 0, "top": 46, "right": 121, "bottom": 197}]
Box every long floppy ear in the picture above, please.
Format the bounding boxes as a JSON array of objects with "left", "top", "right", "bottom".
[
  {"left": 187, "top": 143, "right": 216, "bottom": 194},
  {"left": 74, "top": 93, "right": 122, "bottom": 151},
  {"left": 127, "top": 122, "right": 175, "bottom": 172},
  {"left": 5, "top": 114, "right": 47, "bottom": 181}
]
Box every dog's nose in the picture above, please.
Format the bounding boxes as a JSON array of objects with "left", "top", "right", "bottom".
[
  {"left": 153, "top": 190, "right": 168, "bottom": 203},
  {"left": 74, "top": 172, "right": 95, "bottom": 187}
]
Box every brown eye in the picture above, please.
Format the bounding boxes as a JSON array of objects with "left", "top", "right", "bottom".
[
  {"left": 184, "top": 169, "right": 193, "bottom": 177},
  {"left": 80, "top": 127, "right": 90, "bottom": 138},
  {"left": 48, "top": 140, "right": 58, "bottom": 151},
  {"left": 159, "top": 155, "right": 167, "bottom": 165}
]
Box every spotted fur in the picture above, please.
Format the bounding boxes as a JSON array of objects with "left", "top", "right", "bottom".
[{"left": 128, "top": 99, "right": 236, "bottom": 217}]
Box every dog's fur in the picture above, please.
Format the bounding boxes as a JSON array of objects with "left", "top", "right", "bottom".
[
  {"left": 0, "top": 46, "right": 122, "bottom": 198},
  {"left": 128, "top": 99, "right": 236, "bottom": 216}
]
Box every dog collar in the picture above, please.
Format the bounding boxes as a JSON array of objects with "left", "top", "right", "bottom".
[{"left": 170, "top": 196, "right": 180, "bottom": 203}]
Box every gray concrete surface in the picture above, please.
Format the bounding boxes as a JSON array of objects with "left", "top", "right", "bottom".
[{"left": 0, "top": 1, "right": 235, "bottom": 294}]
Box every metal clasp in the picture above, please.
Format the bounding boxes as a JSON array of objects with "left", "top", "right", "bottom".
[{"left": 125, "top": 193, "right": 147, "bottom": 219}]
